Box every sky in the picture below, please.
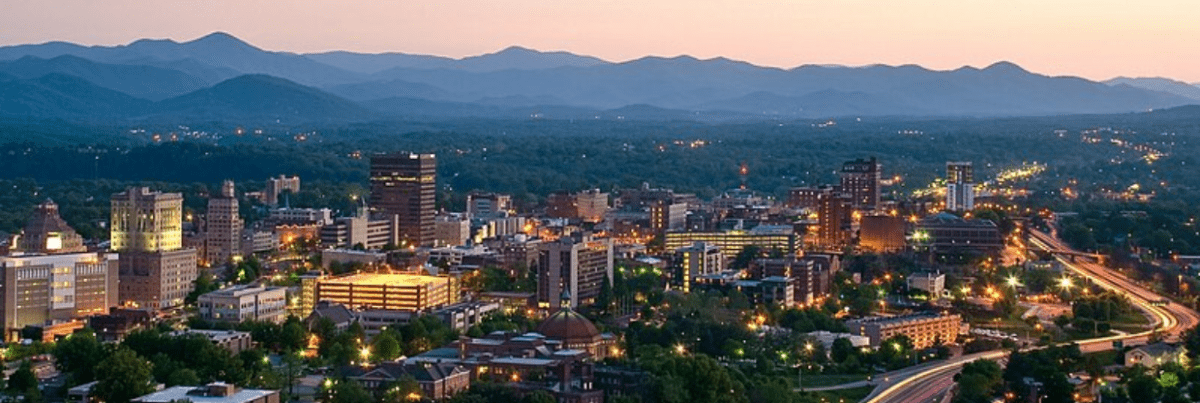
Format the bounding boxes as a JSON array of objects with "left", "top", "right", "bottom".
[{"left": 3, "top": 0, "right": 1199, "bottom": 82}]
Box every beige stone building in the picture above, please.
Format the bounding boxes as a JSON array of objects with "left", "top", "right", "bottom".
[
  {"left": 264, "top": 175, "right": 300, "bottom": 206},
  {"left": 205, "top": 181, "right": 243, "bottom": 265},
  {"left": 0, "top": 252, "right": 119, "bottom": 341},
  {"left": 197, "top": 285, "right": 287, "bottom": 324},
  {"left": 846, "top": 312, "right": 963, "bottom": 349},
  {"left": 536, "top": 232, "right": 613, "bottom": 309},
  {"left": 111, "top": 187, "right": 198, "bottom": 310},
  {"left": 300, "top": 272, "right": 458, "bottom": 313}
]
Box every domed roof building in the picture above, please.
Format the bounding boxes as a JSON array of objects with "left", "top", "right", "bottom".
[
  {"left": 16, "top": 199, "right": 87, "bottom": 254},
  {"left": 535, "top": 291, "right": 614, "bottom": 359}
]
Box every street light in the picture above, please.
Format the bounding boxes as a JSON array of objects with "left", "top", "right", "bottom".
[
  {"left": 1059, "top": 277, "right": 1074, "bottom": 291},
  {"left": 1006, "top": 275, "right": 1021, "bottom": 288}
]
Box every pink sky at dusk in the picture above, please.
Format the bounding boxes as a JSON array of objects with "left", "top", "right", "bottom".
[{"left": 3, "top": 0, "right": 1199, "bottom": 82}]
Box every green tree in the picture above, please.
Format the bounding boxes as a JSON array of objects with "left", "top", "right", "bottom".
[
  {"left": 522, "top": 390, "right": 558, "bottom": 403},
  {"left": 321, "top": 379, "right": 372, "bottom": 403},
  {"left": 596, "top": 276, "right": 614, "bottom": 315},
  {"left": 187, "top": 271, "right": 220, "bottom": 304},
  {"left": 7, "top": 360, "right": 39, "bottom": 396},
  {"left": 642, "top": 353, "right": 748, "bottom": 403},
  {"left": 830, "top": 337, "right": 855, "bottom": 363},
  {"left": 94, "top": 347, "right": 156, "bottom": 403},
  {"left": 166, "top": 368, "right": 201, "bottom": 386},
  {"left": 53, "top": 329, "right": 107, "bottom": 383},
  {"left": 372, "top": 331, "right": 402, "bottom": 362},
  {"left": 953, "top": 360, "right": 1003, "bottom": 403},
  {"left": 281, "top": 319, "right": 307, "bottom": 352}
]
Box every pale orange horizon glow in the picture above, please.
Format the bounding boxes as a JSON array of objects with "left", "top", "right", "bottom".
[{"left": 3, "top": 0, "right": 1199, "bottom": 82}]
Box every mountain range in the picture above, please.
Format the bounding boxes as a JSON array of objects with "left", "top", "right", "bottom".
[{"left": 0, "top": 32, "right": 1197, "bottom": 123}]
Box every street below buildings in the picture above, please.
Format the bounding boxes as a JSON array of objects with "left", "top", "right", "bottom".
[{"left": 859, "top": 228, "right": 1200, "bottom": 403}]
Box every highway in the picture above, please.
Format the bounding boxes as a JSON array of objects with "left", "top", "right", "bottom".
[{"left": 860, "top": 228, "right": 1200, "bottom": 403}]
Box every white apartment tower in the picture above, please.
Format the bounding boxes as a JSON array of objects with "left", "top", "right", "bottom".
[{"left": 946, "top": 162, "right": 975, "bottom": 212}]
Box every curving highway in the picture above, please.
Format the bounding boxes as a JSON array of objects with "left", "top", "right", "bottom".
[{"left": 860, "top": 228, "right": 1199, "bottom": 403}]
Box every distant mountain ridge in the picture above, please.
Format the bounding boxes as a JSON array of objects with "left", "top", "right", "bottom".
[
  {"left": 0, "top": 55, "right": 211, "bottom": 100},
  {"left": 0, "top": 32, "right": 1196, "bottom": 123},
  {"left": 1104, "top": 77, "right": 1200, "bottom": 101},
  {"left": 0, "top": 73, "right": 374, "bottom": 122},
  {"left": 305, "top": 45, "right": 607, "bottom": 74}
]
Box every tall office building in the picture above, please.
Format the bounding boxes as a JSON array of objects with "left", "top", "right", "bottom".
[
  {"left": 816, "top": 191, "right": 853, "bottom": 248},
  {"left": 370, "top": 153, "right": 437, "bottom": 247},
  {"left": 111, "top": 187, "right": 184, "bottom": 253},
  {"left": 111, "top": 187, "right": 197, "bottom": 310},
  {"left": 264, "top": 175, "right": 300, "bottom": 206},
  {"left": 15, "top": 199, "right": 87, "bottom": 254},
  {"left": 205, "top": 181, "right": 243, "bottom": 265},
  {"left": 946, "top": 162, "right": 975, "bottom": 212},
  {"left": 649, "top": 201, "right": 687, "bottom": 234},
  {"left": 675, "top": 242, "right": 723, "bottom": 293},
  {"left": 840, "top": 157, "right": 881, "bottom": 211},
  {"left": 787, "top": 185, "right": 837, "bottom": 210},
  {"left": 537, "top": 232, "right": 614, "bottom": 309},
  {"left": 0, "top": 252, "right": 119, "bottom": 341}
]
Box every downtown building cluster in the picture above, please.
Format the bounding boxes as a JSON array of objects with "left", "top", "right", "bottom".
[{"left": 0, "top": 150, "right": 1009, "bottom": 402}]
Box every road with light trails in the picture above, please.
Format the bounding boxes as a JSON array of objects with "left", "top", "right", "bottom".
[
  {"left": 799, "top": 352, "right": 997, "bottom": 393},
  {"left": 857, "top": 228, "right": 1199, "bottom": 403}
]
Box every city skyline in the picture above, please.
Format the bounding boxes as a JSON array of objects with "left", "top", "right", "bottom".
[{"left": 3, "top": 0, "right": 1200, "bottom": 82}]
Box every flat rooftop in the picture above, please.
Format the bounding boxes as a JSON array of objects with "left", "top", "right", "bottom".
[
  {"left": 132, "top": 385, "right": 274, "bottom": 403},
  {"left": 320, "top": 273, "right": 447, "bottom": 287}
]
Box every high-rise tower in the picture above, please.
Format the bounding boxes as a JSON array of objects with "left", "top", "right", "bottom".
[
  {"left": 111, "top": 187, "right": 197, "bottom": 310},
  {"left": 840, "top": 157, "right": 881, "bottom": 212},
  {"left": 369, "top": 153, "right": 436, "bottom": 247},
  {"left": 946, "top": 162, "right": 975, "bottom": 212},
  {"left": 205, "top": 180, "right": 243, "bottom": 265}
]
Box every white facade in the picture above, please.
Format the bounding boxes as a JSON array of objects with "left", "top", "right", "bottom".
[
  {"left": 197, "top": 285, "right": 287, "bottom": 324},
  {"left": 946, "top": 183, "right": 975, "bottom": 212},
  {"left": 906, "top": 272, "right": 946, "bottom": 299},
  {"left": 269, "top": 207, "right": 333, "bottom": 225},
  {"left": 806, "top": 330, "right": 872, "bottom": 350},
  {"left": 946, "top": 162, "right": 975, "bottom": 212}
]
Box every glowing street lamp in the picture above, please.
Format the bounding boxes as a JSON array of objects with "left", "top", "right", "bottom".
[
  {"left": 1006, "top": 275, "right": 1021, "bottom": 288},
  {"left": 1058, "top": 277, "right": 1074, "bottom": 291},
  {"left": 360, "top": 346, "right": 371, "bottom": 361}
]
